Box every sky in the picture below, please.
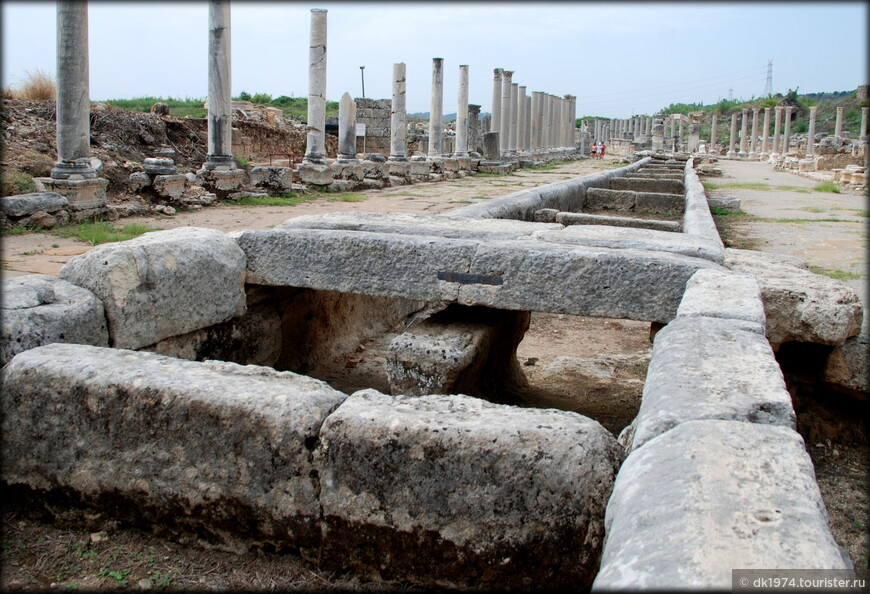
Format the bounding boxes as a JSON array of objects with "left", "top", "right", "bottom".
[{"left": 2, "top": 1, "right": 867, "bottom": 120}]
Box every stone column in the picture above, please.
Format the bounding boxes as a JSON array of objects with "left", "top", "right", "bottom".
[
  {"left": 526, "top": 95, "right": 533, "bottom": 150},
  {"left": 688, "top": 121, "right": 700, "bottom": 152},
  {"left": 760, "top": 107, "right": 771, "bottom": 158},
  {"left": 782, "top": 106, "right": 793, "bottom": 157},
  {"left": 516, "top": 85, "right": 526, "bottom": 152},
  {"left": 52, "top": 0, "right": 95, "bottom": 179},
  {"left": 389, "top": 62, "right": 408, "bottom": 161},
  {"left": 509, "top": 82, "right": 519, "bottom": 154},
  {"left": 861, "top": 107, "right": 868, "bottom": 140},
  {"left": 533, "top": 91, "right": 544, "bottom": 150},
  {"left": 804, "top": 105, "right": 818, "bottom": 158},
  {"left": 203, "top": 0, "right": 235, "bottom": 170},
  {"left": 669, "top": 117, "right": 676, "bottom": 140},
  {"left": 304, "top": 8, "right": 328, "bottom": 164},
  {"left": 468, "top": 104, "right": 481, "bottom": 155},
  {"left": 500, "top": 70, "right": 513, "bottom": 155},
  {"left": 568, "top": 95, "right": 576, "bottom": 148},
  {"left": 491, "top": 68, "right": 503, "bottom": 152},
  {"left": 678, "top": 118, "right": 684, "bottom": 144},
  {"left": 727, "top": 113, "right": 737, "bottom": 157},
  {"left": 710, "top": 114, "right": 718, "bottom": 153},
  {"left": 771, "top": 106, "right": 782, "bottom": 159},
  {"left": 337, "top": 92, "right": 357, "bottom": 162},
  {"left": 427, "top": 57, "right": 445, "bottom": 158},
  {"left": 454, "top": 64, "right": 469, "bottom": 157},
  {"left": 651, "top": 114, "right": 664, "bottom": 152},
  {"left": 834, "top": 106, "right": 844, "bottom": 138},
  {"left": 738, "top": 109, "right": 748, "bottom": 156},
  {"left": 749, "top": 108, "right": 759, "bottom": 158}
]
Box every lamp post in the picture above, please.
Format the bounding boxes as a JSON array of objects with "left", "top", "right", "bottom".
[{"left": 360, "top": 65, "right": 365, "bottom": 98}]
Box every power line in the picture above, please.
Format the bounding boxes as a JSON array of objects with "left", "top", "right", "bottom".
[{"left": 576, "top": 66, "right": 766, "bottom": 100}]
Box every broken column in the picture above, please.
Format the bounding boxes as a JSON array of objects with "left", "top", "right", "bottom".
[
  {"left": 389, "top": 63, "right": 408, "bottom": 162},
  {"left": 500, "top": 71, "right": 513, "bottom": 156},
  {"left": 304, "top": 8, "right": 328, "bottom": 164},
  {"left": 652, "top": 114, "right": 664, "bottom": 152},
  {"left": 727, "top": 113, "right": 738, "bottom": 157},
  {"left": 454, "top": 65, "right": 470, "bottom": 157},
  {"left": 781, "top": 106, "right": 793, "bottom": 157},
  {"left": 834, "top": 106, "right": 844, "bottom": 138},
  {"left": 760, "top": 107, "right": 771, "bottom": 159},
  {"left": 770, "top": 106, "right": 783, "bottom": 160},
  {"left": 491, "top": 68, "right": 503, "bottom": 153},
  {"left": 40, "top": 0, "right": 108, "bottom": 220},
  {"left": 749, "top": 107, "right": 759, "bottom": 158},
  {"left": 861, "top": 107, "right": 868, "bottom": 140},
  {"left": 428, "top": 57, "right": 444, "bottom": 159},
  {"left": 710, "top": 114, "right": 718, "bottom": 153},
  {"left": 738, "top": 109, "right": 748, "bottom": 156},
  {"left": 688, "top": 121, "right": 700, "bottom": 153},
  {"left": 800, "top": 105, "right": 817, "bottom": 170},
  {"left": 337, "top": 92, "right": 357, "bottom": 162}
]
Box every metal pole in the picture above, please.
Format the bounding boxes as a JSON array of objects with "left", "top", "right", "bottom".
[{"left": 360, "top": 66, "right": 365, "bottom": 98}]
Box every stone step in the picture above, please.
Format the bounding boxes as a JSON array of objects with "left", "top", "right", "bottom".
[
  {"left": 534, "top": 208, "right": 682, "bottom": 233},
  {"left": 610, "top": 177, "right": 685, "bottom": 194},
  {"left": 585, "top": 187, "right": 684, "bottom": 216}
]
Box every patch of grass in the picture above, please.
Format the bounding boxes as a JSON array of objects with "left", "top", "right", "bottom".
[
  {"left": 327, "top": 193, "right": 367, "bottom": 203},
  {"left": 809, "top": 265, "right": 861, "bottom": 281},
  {"left": 54, "top": 222, "right": 161, "bottom": 245},
  {"left": 709, "top": 206, "right": 748, "bottom": 217},
  {"left": 232, "top": 193, "right": 316, "bottom": 207},
  {"left": 1, "top": 225, "right": 38, "bottom": 236},
  {"left": 800, "top": 206, "right": 826, "bottom": 213},
  {"left": 1, "top": 171, "right": 37, "bottom": 197},
  {"left": 233, "top": 156, "right": 251, "bottom": 169},
  {"left": 855, "top": 210, "right": 869, "bottom": 217},
  {"left": 100, "top": 96, "right": 207, "bottom": 118},
  {"left": 813, "top": 181, "right": 841, "bottom": 194}
]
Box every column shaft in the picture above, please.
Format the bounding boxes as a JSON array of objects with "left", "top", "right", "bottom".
[
  {"left": 389, "top": 62, "right": 407, "bottom": 161},
  {"left": 454, "top": 65, "right": 469, "bottom": 156},
  {"left": 304, "top": 8, "right": 328, "bottom": 163}
]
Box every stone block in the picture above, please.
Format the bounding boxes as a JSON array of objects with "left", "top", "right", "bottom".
[
  {"left": 249, "top": 166, "right": 295, "bottom": 193},
  {"left": 535, "top": 180, "right": 586, "bottom": 212},
  {"left": 1, "top": 274, "right": 109, "bottom": 367},
  {"left": 316, "top": 389, "right": 622, "bottom": 590},
  {"left": 36, "top": 177, "right": 108, "bottom": 212},
  {"left": 555, "top": 212, "right": 682, "bottom": 232},
  {"left": 0, "top": 343, "right": 348, "bottom": 552},
  {"left": 823, "top": 331, "right": 869, "bottom": 397},
  {"left": 634, "top": 191, "right": 684, "bottom": 215},
  {"left": 387, "top": 305, "right": 530, "bottom": 399},
  {"left": 0, "top": 192, "right": 68, "bottom": 217},
  {"left": 628, "top": 316, "right": 795, "bottom": 452},
  {"left": 725, "top": 248, "right": 863, "bottom": 348},
  {"left": 143, "top": 157, "right": 178, "bottom": 175},
  {"left": 594, "top": 420, "right": 853, "bottom": 590},
  {"left": 676, "top": 268, "right": 765, "bottom": 327},
  {"left": 59, "top": 227, "right": 247, "bottom": 350},
  {"left": 611, "top": 176, "right": 684, "bottom": 194},
  {"left": 151, "top": 174, "right": 189, "bottom": 200},
  {"left": 127, "top": 171, "right": 151, "bottom": 192},
  {"left": 584, "top": 188, "right": 636, "bottom": 212},
  {"left": 195, "top": 167, "right": 247, "bottom": 194}
]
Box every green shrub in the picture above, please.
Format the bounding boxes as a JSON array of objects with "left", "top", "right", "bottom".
[
  {"left": 813, "top": 181, "right": 840, "bottom": 193},
  {"left": 1, "top": 171, "right": 36, "bottom": 196}
]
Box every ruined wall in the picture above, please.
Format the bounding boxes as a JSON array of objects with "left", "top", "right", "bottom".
[{"left": 354, "top": 98, "right": 391, "bottom": 156}]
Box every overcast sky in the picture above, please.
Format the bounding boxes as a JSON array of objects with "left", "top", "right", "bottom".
[{"left": 2, "top": 1, "right": 867, "bottom": 119}]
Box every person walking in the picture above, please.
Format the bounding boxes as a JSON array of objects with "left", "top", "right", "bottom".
[
  {"left": 599, "top": 141, "right": 606, "bottom": 160},
  {"left": 590, "top": 141, "right": 598, "bottom": 160}
]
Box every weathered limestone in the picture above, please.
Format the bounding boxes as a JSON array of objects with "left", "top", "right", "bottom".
[
  {"left": 738, "top": 109, "right": 748, "bottom": 156},
  {"left": 203, "top": 0, "right": 235, "bottom": 171},
  {"left": 304, "top": 9, "right": 328, "bottom": 164},
  {"left": 500, "top": 70, "right": 513, "bottom": 156},
  {"left": 594, "top": 420, "right": 854, "bottom": 590},
  {"left": 317, "top": 389, "right": 622, "bottom": 589},
  {"left": 1, "top": 343, "right": 349, "bottom": 553},
  {"left": 824, "top": 331, "right": 869, "bottom": 397},
  {"left": 835, "top": 106, "right": 844, "bottom": 138},
  {"left": 725, "top": 248, "right": 863, "bottom": 348},
  {"left": 250, "top": 166, "right": 295, "bottom": 193},
  {"left": 337, "top": 92, "right": 357, "bottom": 162},
  {"left": 676, "top": 268, "right": 765, "bottom": 326},
  {"left": 1, "top": 274, "right": 109, "bottom": 366},
  {"left": 771, "top": 105, "right": 783, "bottom": 160},
  {"left": 584, "top": 187, "right": 685, "bottom": 217},
  {"left": 0, "top": 192, "right": 68, "bottom": 217},
  {"left": 454, "top": 65, "right": 469, "bottom": 157},
  {"left": 387, "top": 305, "right": 529, "bottom": 399},
  {"left": 749, "top": 107, "right": 759, "bottom": 157},
  {"left": 760, "top": 106, "right": 771, "bottom": 158},
  {"left": 727, "top": 112, "right": 737, "bottom": 157},
  {"left": 428, "top": 58, "right": 444, "bottom": 158},
  {"left": 389, "top": 63, "right": 408, "bottom": 161},
  {"left": 651, "top": 114, "right": 664, "bottom": 152},
  {"left": 535, "top": 210, "right": 681, "bottom": 233},
  {"left": 610, "top": 177, "right": 684, "bottom": 194},
  {"left": 490, "top": 68, "right": 502, "bottom": 150},
  {"left": 59, "top": 227, "right": 247, "bottom": 350}
]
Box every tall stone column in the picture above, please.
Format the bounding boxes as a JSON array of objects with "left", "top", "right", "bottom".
[
  {"left": 834, "top": 106, "right": 844, "bottom": 138},
  {"left": 760, "top": 107, "right": 771, "bottom": 158},
  {"left": 567, "top": 95, "right": 576, "bottom": 148},
  {"left": 804, "top": 105, "right": 818, "bottom": 158},
  {"left": 428, "top": 57, "right": 444, "bottom": 158},
  {"left": 781, "top": 106, "right": 793, "bottom": 157},
  {"left": 52, "top": 0, "right": 95, "bottom": 179},
  {"left": 771, "top": 106, "right": 782, "bottom": 159},
  {"left": 203, "top": 0, "right": 235, "bottom": 170},
  {"left": 468, "top": 104, "right": 481, "bottom": 155},
  {"left": 304, "top": 8, "right": 328, "bottom": 164},
  {"left": 738, "top": 109, "right": 748, "bottom": 156},
  {"left": 749, "top": 107, "right": 759, "bottom": 158},
  {"left": 861, "top": 107, "right": 868, "bottom": 140},
  {"left": 509, "top": 82, "right": 519, "bottom": 154},
  {"left": 727, "top": 113, "right": 738, "bottom": 157},
  {"left": 389, "top": 62, "right": 407, "bottom": 161},
  {"left": 526, "top": 95, "right": 533, "bottom": 150},
  {"left": 678, "top": 118, "right": 684, "bottom": 144},
  {"left": 491, "top": 68, "right": 503, "bottom": 151},
  {"left": 516, "top": 85, "right": 526, "bottom": 152},
  {"left": 710, "top": 114, "right": 718, "bottom": 153},
  {"left": 337, "top": 92, "right": 357, "bottom": 162},
  {"left": 500, "top": 70, "right": 513, "bottom": 156},
  {"left": 533, "top": 91, "right": 544, "bottom": 150},
  {"left": 669, "top": 117, "right": 676, "bottom": 140},
  {"left": 454, "top": 64, "right": 470, "bottom": 157}
]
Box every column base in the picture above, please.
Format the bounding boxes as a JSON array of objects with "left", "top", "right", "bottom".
[
  {"left": 51, "top": 160, "right": 98, "bottom": 180},
  {"left": 37, "top": 176, "right": 108, "bottom": 220},
  {"left": 388, "top": 155, "right": 409, "bottom": 162},
  {"left": 202, "top": 155, "right": 237, "bottom": 171},
  {"left": 303, "top": 153, "right": 328, "bottom": 165}
]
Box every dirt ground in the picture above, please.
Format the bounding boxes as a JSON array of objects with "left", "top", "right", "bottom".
[{"left": 1, "top": 156, "right": 867, "bottom": 590}]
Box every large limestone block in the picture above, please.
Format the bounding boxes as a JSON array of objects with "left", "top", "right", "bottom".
[
  {"left": 610, "top": 177, "right": 684, "bottom": 194},
  {"left": 676, "top": 268, "right": 765, "bottom": 327},
  {"left": 0, "top": 343, "right": 349, "bottom": 551},
  {"left": 628, "top": 317, "right": 795, "bottom": 452},
  {"left": 552, "top": 211, "right": 682, "bottom": 232},
  {"left": 634, "top": 191, "right": 684, "bottom": 215},
  {"left": 296, "top": 162, "right": 335, "bottom": 186},
  {"left": 1, "top": 274, "right": 109, "bottom": 366},
  {"left": 725, "top": 248, "right": 863, "bottom": 348},
  {"left": 277, "top": 211, "right": 563, "bottom": 241},
  {"left": 59, "top": 227, "right": 247, "bottom": 350},
  {"left": 823, "top": 330, "right": 869, "bottom": 398},
  {"left": 249, "top": 166, "right": 295, "bottom": 192},
  {"left": 584, "top": 188, "right": 637, "bottom": 212},
  {"left": 594, "top": 420, "right": 852, "bottom": 590},
  {"left": 0, "top": 192, "right": 68, "bottom": 216},
  {"left": 316, "top": 389, "right": 622, "bottom": 589}
]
